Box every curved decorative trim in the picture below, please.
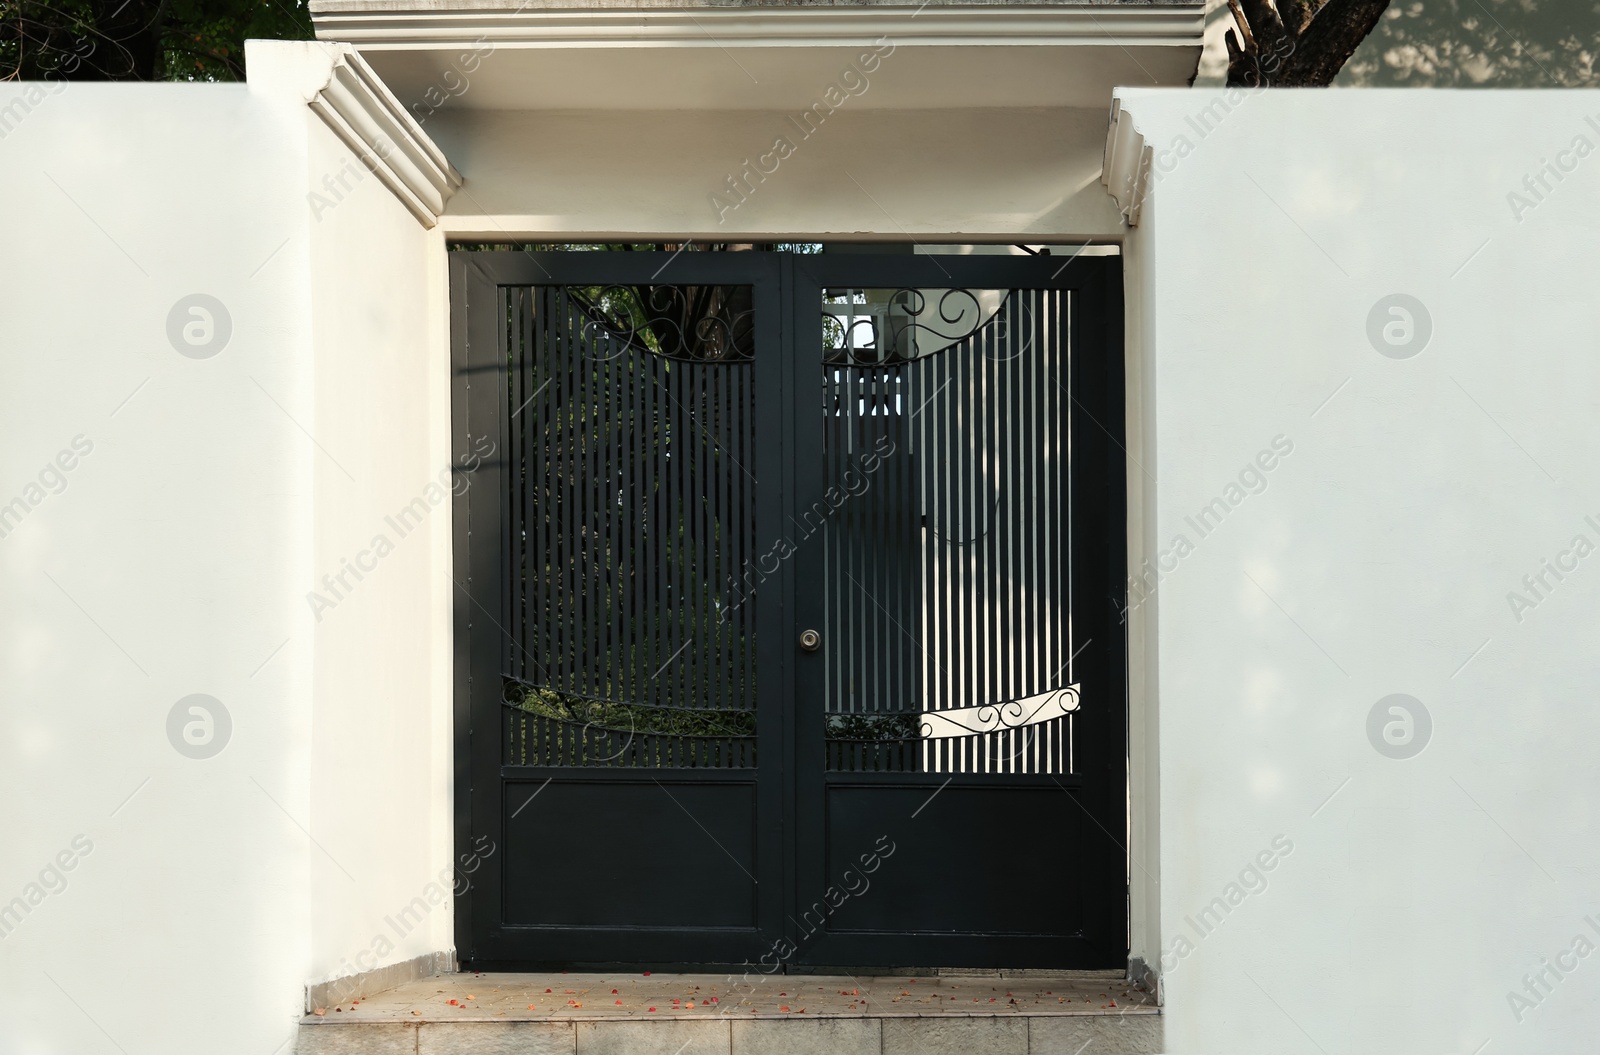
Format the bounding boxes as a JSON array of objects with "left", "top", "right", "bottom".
[
  {"left": 919, "top": 684, "right": 1081, "bottom": 739},
  {"left": 823, "top": 286, "right": 1005, "bottom": 365},
  {"left": 1102, "top": 95, "right": 1150, "bottom": 227},
  {"left": 574, "top": 283, "right": 758, "bottom": 363},
  {"left": 311, "top": 5, "right": 1206, "bottom": 49},
  {"left": 307, "top": 45, "right": 463, "bottom": 227}
]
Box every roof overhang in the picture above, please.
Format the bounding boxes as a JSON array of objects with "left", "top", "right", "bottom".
[{"left": 308, "top": 2, "right": 1205, "bottom": 113}]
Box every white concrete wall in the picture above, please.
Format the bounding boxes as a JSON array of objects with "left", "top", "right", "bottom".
[
  {"left": 299, "top": 48, "right": 457, "bottom": 996},
  {"left": 1122, "top": 86, "right": 1600, "bottom": 1053},
  {"left": 0, "top": 40, "right": 453, "bottom": 1052},
  {"left": 0, "top": 74, "right": 314, "bottom": 1052},
  {"left": 1122, "top": 183, "right": 1163, "bottom": 994}
]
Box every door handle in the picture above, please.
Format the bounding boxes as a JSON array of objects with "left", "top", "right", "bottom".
[{"left": 798, "top": 629, "right": 822, "bottom": 653}]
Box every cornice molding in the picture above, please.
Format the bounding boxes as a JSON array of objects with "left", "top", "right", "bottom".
[
  {"left": 310, "top": 4, "right": 1206, "bottom": 49},
  {"left": 1102, "top": 95, "right": 1150, "bottom": 227},
  {"left": 307, "top": 46, "right": 463, "bottom": 227}
]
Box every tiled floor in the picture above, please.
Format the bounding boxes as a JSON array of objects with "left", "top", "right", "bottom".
[{"left": 299, "top": 972, "right": 1162, "bottom": 1055}]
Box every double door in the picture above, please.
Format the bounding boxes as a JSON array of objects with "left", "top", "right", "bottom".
[{"left": 451, "top": 248, "right": 1126, "bottom": 969}]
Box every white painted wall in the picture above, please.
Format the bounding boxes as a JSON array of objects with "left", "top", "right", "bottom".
[
  {"left": 0, "top": 40, "right": 453, "bottom": 1053},
  {"left": 0, "top": 72, "right": 314, "bottom": 1053},
  {"left": 298, "top": 48, "right": 458, "bottom": 995},
  {"left": 1121, "top": 86, "right": 1600, "bottom": 1053}
]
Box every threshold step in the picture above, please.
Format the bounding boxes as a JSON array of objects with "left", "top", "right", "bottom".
[{"left": 299, "top": 971, "right": 1161, "bottom": 1054}]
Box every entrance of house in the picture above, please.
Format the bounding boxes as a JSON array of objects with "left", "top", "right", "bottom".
[{"left": 450, "top": 246, "right": 1127, "bottom": 970}]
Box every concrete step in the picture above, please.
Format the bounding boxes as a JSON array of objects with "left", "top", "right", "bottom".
[{"left": 298, "top": 971, "right": 1161, "bottom": 1054}]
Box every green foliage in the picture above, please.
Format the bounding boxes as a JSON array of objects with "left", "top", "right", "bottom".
[
  {"left": 505, "top": 679, "right": 756, "bottom": 738},
  {"left": 825, "top": 712, "right": 920, "bottom": 742},
  {"left": 2, "top": 0, "right": 312, "bottom": 82}
]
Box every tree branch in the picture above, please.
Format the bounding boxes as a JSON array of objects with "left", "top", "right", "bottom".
[
  {"left": 1227, "top": 0, "right": 1390, "bottom": 86},
  {"left": 1226, "top": 0, "right": 1257, "bottom": 51},
  {"left": 1276, "top": 0, "right": 1391, "bottom": 85},
  {"left": 1278, "top": 0, "right": 1319, "bottom": 36},
  {"left": 1237, "top": 0, "right": 1288, "bottom": 50}
]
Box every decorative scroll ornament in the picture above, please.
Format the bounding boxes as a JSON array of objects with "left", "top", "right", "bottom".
[
  {"left": 823, "top": 286, "right": 1007, "bottom": 365},
  {"left": 571, "top": 283, "right": 755, "bottom": 362},
  {"left": 918, "top": 684, "right": 1081, "bottom": 740}
]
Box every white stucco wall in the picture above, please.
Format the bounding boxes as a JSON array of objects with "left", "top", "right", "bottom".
[
  {"left": 1122, "top": 86, "right": 1600, "bottom": 1053},
  {"left": 0, "top": 73, "right": 315, "bottom": 1052},
  {"left": 298, "top": 49, "right": 458, "bottom": 994},
  {"left": 0, "top": 40, "right": 453, "bottom": 1053}
]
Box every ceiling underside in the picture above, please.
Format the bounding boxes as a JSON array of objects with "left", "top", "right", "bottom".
[{"left": 359, "top": 44, "right": 1200, "bottom": 112}]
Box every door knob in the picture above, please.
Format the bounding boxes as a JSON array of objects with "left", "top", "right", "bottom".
[{"left": 798, "top": 629, "right": 822, "bottom": 652}]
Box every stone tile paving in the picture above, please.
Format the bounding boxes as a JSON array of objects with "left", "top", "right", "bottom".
[{"left": 306, "top": 970, "right": 1156, "bottom": 1022}]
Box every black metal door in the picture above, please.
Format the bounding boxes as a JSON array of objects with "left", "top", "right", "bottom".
[
  {"left": 787, "top": 254, "right": 1127, "bottom": 968},
  {"left": 452, "top": 250, "right": 1125, "bottom": 970}
]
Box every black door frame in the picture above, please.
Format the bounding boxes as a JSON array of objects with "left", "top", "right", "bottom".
[{"left": 450, "top": 248, "right": 1127, "bottom": 970}]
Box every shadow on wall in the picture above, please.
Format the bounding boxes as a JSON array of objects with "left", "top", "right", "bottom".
[{"left": 1195, "top": 0, "right": 1600, "bottom": 87}]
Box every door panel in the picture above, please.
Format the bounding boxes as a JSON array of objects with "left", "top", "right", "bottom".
[
  {"left": 789, "top": 256, "right": 1127, "bottom": 969},
  {"left": 454, "top": 252, "right": 787, "bottom": 968},
  {"left": 503, "top": 779, "right": 758, "bottom": 929},
  {"left": 822, "top": 783, "right": 1087, "bottom": 935}
]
